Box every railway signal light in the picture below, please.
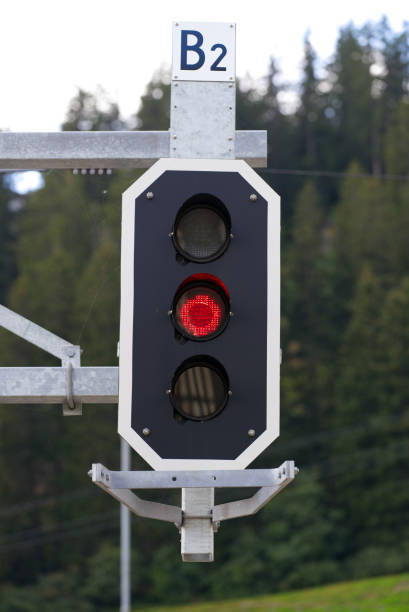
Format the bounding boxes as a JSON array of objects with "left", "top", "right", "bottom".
[{"left": 118, "top": 158, "right": 280, "bottom": 470}]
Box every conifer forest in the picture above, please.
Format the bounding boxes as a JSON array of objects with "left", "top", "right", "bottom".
[{"left": 1, "top": 18, "right": 409, "bottom": 610}]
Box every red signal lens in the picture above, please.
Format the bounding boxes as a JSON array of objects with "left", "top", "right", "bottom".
[
  {"left": 179, "top": 292, "right": 223, "bottom": 337},
  {"left": 173, "top": 275, "right": 230, "bottom": 341}
]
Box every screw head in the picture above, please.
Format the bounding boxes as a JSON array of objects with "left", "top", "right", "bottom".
[
  {"left": 146, "top": 192, "right": 154, "bottom": 200},
  {"left": 142, "top": 427, "right": 151, "bottom": 437},
  {"left": 248, "top": 429, "right": 256, "bottom": 438},
  {"left": 250, "top": 193, "right": 258, "bottom": 202}
]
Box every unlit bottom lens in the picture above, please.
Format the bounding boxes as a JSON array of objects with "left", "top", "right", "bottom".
[{"left": 170, "top": 357, "right": 229, "bottom": 421}]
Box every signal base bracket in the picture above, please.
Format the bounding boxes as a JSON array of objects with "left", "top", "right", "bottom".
[{"left": 89, "top": 460, "right": 298, "bottom": 560}]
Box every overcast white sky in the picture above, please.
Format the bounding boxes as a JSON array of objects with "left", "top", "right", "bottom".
[{"left": 1, "top": 0, "right": 407, "bottom": 134}]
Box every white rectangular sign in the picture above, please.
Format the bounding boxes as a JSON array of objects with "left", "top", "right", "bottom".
[{"left": 172, "top": 21, "right": 236, "bottom": 82}]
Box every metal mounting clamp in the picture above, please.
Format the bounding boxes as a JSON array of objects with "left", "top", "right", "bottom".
[
  {"left": 62, "top": 345, "right": 82, "bottom": 415},
  {"left": 0, "top": 304, "right": 85, "bottom": 415},
  {"left": 65, "top": 361, "right": 74, "bottom": 410}
]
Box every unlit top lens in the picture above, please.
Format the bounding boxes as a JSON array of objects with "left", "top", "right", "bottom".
[{"left": 173, "top": 195, "right": 231, "bottom": 263}]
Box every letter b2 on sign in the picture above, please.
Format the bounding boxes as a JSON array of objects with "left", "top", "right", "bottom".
[{"left": 172, "top": 22, "right": 236, "bottom": 82}]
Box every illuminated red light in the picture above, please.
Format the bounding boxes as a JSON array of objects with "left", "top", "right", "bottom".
[
  {"left": 173, "top": 274, "right": 230, "bottom": 341},
  {"left": 179, "top": 293, "right": 223, "bottom": 337}
]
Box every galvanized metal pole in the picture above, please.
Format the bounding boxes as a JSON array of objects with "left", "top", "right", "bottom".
[{"left": 120, "top": 438, "right": 131, "bottom": 612}]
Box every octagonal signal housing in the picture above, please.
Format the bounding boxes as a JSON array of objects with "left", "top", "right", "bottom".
[{"left": 118, "top": 158, "right": 280, "bottom": 470}]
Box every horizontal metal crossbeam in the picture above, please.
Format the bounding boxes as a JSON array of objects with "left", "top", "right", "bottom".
[
  {"left": 0, "top": 130, "right": 267, "bottom": 170},
  {"left": 91, "top": 462, "right": 295, "bottom": 489},
  {"left": 0, "top": 367, "right": 118, "bottom": 404}
]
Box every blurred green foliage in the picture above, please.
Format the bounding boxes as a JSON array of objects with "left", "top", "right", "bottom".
[{"left": 1, "top": 17, "right": 409, "bottom": 610}]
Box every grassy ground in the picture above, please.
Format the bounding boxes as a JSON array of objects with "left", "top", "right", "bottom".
[{"left": 138, "top": 573, "right": 409, "bottom": 612}]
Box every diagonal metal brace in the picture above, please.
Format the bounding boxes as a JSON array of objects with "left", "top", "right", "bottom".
[
  {"left": 213, "top": 461, "right": 297, "bottom": 523},
  {"left": 90, "top": 463, "right": 182, "bottom": 526},
  {"left": 0, "top": 304, "right": 82, "bottom": 415},
  {"left": 0, "top": 304, "right": 77, "bottom": 360}
]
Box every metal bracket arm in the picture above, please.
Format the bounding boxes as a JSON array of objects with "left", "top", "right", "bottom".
[
  {"left": 90, "top": 464, "right": 182, "bottom": 526},
  {"left": 213, "top": 479, "right": 292, "bottom": 523},
  {"left": 89, "top": 461, "right": 298, "bottom": 528}
]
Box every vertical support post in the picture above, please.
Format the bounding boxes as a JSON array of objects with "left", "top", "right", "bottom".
[
  {"left": 181, "top": 488, "right": 214, "bottom": 562},
  {"left": 120, "top": 438, "right": 131, "bottom": 612}
]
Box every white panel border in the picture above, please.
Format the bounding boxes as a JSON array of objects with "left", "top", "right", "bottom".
[{"left": 118, "top": 158, "right": 280, "bottom": 470}]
